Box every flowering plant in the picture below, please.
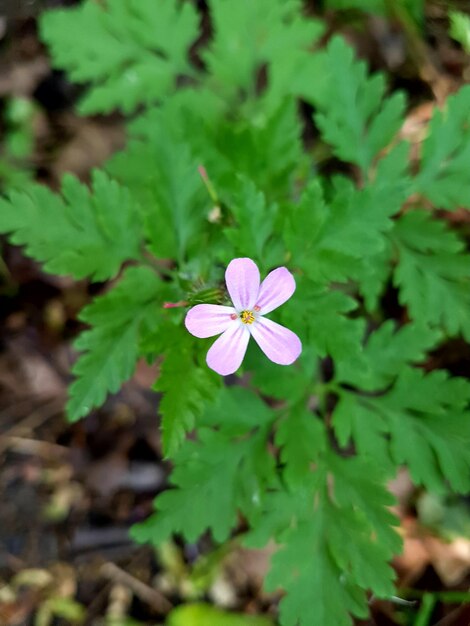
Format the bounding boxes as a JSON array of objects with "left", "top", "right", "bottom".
[
  {"left": 1, "top": 1, "right": 470, "bottom": 625},
  {"left": 185, "top": 258, "right": 301, "bottom": 375}
]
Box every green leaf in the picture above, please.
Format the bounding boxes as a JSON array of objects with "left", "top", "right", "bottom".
[
  {"left": 107, "top": 107, "right": 208, "bottom": 263},
  {"left": 285, "top": 144, "right": 409, "bottom": 283},
  {"left": 356, "top": 242, "right": 393, "bottom": 312},
  {"left": 129, "top": 97, "right": 303, "bottom": 203},
  {"left": 248, "top": 453, "right": 399, "bottom": 626},
  {"left": 167, "top": 603, "right": 274, "bottom": 626},
  {"left": 40, "top": 0, "right": 200, "bottom": 114},
  {"left": 336, "top": 320, "right": 441, "bottom": 390},
  {"left": 275, "top": 519, "right": 366, "bottom": 626},
  {"left": 324, "top": 0, "right": 424, "bottom": 24},
  {"left": 131, "top": 430, "right": 246, "bottom": 545},
  {"left": 333, "top": 368, "right": 470, "bottom": 492},
  {"left": 276, "top": 408, "right": 326, "bottom": 487},
  {"left": 413, "top": 86, "right": 470, "bottom": 209},
  {"left": 224, "top": 178, "right": 283, "bottom": 270},
  {"left": 383, "top": 369, "right": 470, "bottom": 492},
  {"left": 301, "top": 285, "right": 364, "bottom": 360},
  {"left": 203, "top": 0, "right": 323, "bottom": 108},
  {"left": 393, "top": 211, "right": 470, "bottom": 340},
  {"left": 248, "top": 345, "right": 317, "bottom": 404},
  {"left": 156, "top": 334, "right": 221, "bottom": 457},
  {"left": 324, "top": 0, "right": 386, "bottom": 12},
  {"left": 0, "top": 170, "right": 141, "bottom": 281},
  {"left": 132, "top": 430, "right": 243, "bottom": 544},
  {"left": 67, "top": 266, "right": 161, "bottom": 422},
  {"left": 450, "top": 10, "right": 470, "bottom": 54},
  {"left": 201, "top": 386, "right": 275, "bottom": 435},
  {"left": 326, "top": 451, "right": 401, "bottom": 554},
  {"left": 132, "top": 387, "right": 277, "bottom": 544},
  {"left": 313, "top": 37, "right": 406, "bottom": 173},
  {"left": 211, "top": 101, "right": 304, "bottom": 200},
  {"left": 333, "top": 392, "right": 392, "bottom": 471},
  {"left": 285, "top": 179, "right": 367, "bottom": 283},
  {"left": 283, "top": 276, "right": 365, "bottom": 365}
]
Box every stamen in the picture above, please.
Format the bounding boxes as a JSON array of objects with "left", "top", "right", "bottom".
[
  {"left": 254, "top": 305, "right": 261, "bottom": 312},
  {"left": 240, "top": 310, "right": 256, "bottom": 324},
  {"left": 230, "top": 313, "right": 238, "bottom": 320}
]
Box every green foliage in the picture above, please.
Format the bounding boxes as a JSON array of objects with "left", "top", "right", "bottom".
[
  {"left": 0, "top": 170, "right": 142, "bottom": 281},
  {"left": 131, "top": 387, "right": 277, "bottom": 543},
  {"left": 40, "top": 0, "right": 200, "bottom": 114},
  {"left": 284, "top": 278, "right": 365, "bottom": 365},
  {"left": 248, "top": 345, "right": 318, "bottom": 404},
  {"left": 0, "top": 97, "right": 36, "bottom": 188},
  {"left": 324, "top": 0, "right": 387, "bottom": 13},
  {"left": 203, "top": 0, "right": 324, "bottom": 110},
  {"left": 223, "top": 179, "right": 283, "bottom": 269},
  {"left": 4, "top": 2, "right": 469, "bottom": 625},
  {"left": 156, "top": 331, "right": 221, "bottom": 457},
  {"left": 336, "top": 320, "right": 441, "bottom": 390},
  {"left": 313, "top": 37, "right": 406, "bottom": 174},
  {"left": 323, "top": 0, "right": 424, "bottom": 25},
  {"left": 284, "top": 141, "right": 410, "bottom": 284},
  {"left": 449, "top": 10, "right": 470, "bottom": 54},
  {"left": 333, "top": 367, "right": 470, "bottom": 492},
  {"left": 333, "top": 321, "right": 470, "bottom": 488},
  {"left": 167, "top": 603, "right": 274, "bottom": 626},
  {"left": 246, "top": 453, "right": 400, "bottom": 626},
  {"left": 194, "top": 99, "right": 305, "bottom": 200},
  {"left": 276, "top": 407, "right": 326, "bottom": 487},
  {"left": 392, "top": 211, "right": 470, "bottom": 340},
  {"left": 108, "top": 105, "right": 210, "bottom": 263},
  {"left": 413, "top": 86, "right": 470, "bottom": 209},
  {"left": 68, "top": 266, "right": 161, "bottom": 422}
]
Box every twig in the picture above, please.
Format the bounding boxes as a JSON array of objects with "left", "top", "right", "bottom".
[
  {"left": 1, "top": 436, "right": 69, "bottom": 457},
  {"left": 0, "top": 396, "right": 65, "bottom": 455},
  {"left": 100, "top": 562, "right": 173, "bottom": 614}
]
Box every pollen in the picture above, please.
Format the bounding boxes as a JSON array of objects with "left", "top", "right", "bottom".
[{"left": 240, "top": 310, "right": 256, "bottom": 324}]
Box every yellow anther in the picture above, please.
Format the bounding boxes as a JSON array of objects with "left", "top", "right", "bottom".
[{"left": 240, "top": 310, "right": 256, "bottom": 324}]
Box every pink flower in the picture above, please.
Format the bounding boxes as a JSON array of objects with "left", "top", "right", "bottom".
[{"left": 185, "top": 258, "right": 302, "bottom": 376}]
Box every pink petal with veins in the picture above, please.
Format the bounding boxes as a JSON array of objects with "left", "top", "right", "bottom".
[
  {"left": 206, "top": 322, "right": 250, "bottom": 375},
  {"left": 185, "top": 304, "right": 237, "bottom": 338},
  {"left": 225, "top": 258, "right": 260, "bottom": 311},
  {"left": 249, "top": 317, "right": 302, "bottom": 365},
  {"left": 256, "top": 267, "right": 296, "bottom": 315}
]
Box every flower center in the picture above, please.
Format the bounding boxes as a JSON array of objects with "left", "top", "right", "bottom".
[{"left": 240, "top": 310, "right": 256, "bottom": 324}]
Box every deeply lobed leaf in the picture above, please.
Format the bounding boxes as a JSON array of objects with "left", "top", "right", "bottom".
[
  {"left": 132, "top": 387, "right": 277, "bottom": 543},
  {"left": 313, "top": 37, "right": 406, "bottom": 174},
  {"left": 333, "top": 368, "right": 470, "bottom": 492},
  {"left": 40, "top": 0, "right": 200, "bottom": 114},
  {"left": 0, "top": 171, "right": 142, "bottom": 281},
  {"left": 67, "top": 266, "right": 162, "bottom": 421},
  {"left": 414, "top": 86, "right": 470, "bottom": 209},
  {"left": 247, "top": 453, "right": 400, "bottom": 626},
  {"left": 156, "top": 333, "right": 221, "bottom": 458},
  {"left": 393, "top": 211, "right": 470, "bottom": 340}
]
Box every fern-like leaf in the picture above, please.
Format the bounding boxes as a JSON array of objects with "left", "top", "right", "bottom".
[
  {"left": 67, "top": 266, "right": 162, "bottom": 422},
  {"left": 0, "top": 171, "right": 142, "bottom": 281}
]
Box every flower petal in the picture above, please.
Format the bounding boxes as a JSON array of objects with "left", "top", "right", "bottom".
[
  {"left": 250, "top": 317, "right": 301, "bottom": 365},
  {"left": 255, "top": 267, "right": 296, "bottom": 315},
  {"left": 225, "top": 257, "right": 260, "bottom": 311},
  {"left": 206, "top": 322, "right": 250, "bottom": 375},
  {"left": 185, "top": 304, "right": 237, "bottom": 338}
]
